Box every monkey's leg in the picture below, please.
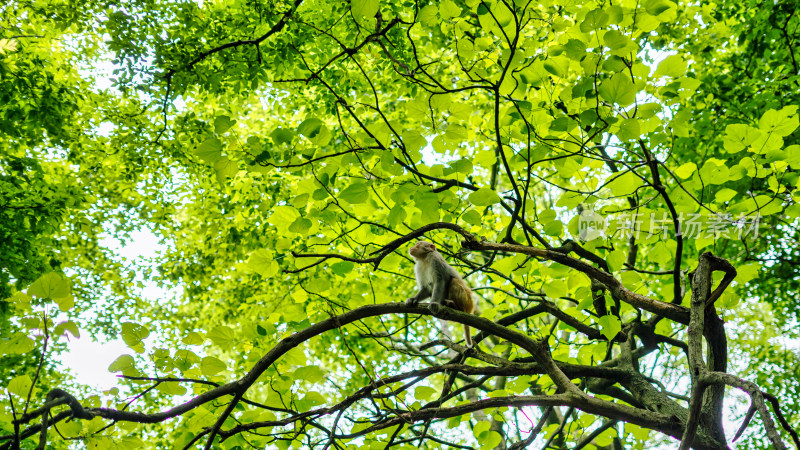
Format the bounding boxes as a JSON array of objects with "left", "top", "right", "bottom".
[
  {"left": 427, "top": 279, "right": 448, "bottom": 314},
  {"left": 430, "top": 279, "right": 448, "bottom": 305}
]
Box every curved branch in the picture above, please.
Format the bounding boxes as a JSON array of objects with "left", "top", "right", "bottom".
[
  {"left": 292, "top": 222, "right": 478, "bottom": 271},
  {"left": 173, "top": 0, "right": 303, "bottom": 75},
  {"left": 460, "top": 239, "right": 691, "bottom": 324},
  {"left": 703, "top": 371, "right": 788, "bottom": 450}
]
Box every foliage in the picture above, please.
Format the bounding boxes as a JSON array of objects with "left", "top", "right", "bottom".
[{"left": 2, "top": 0, "right": 800, "bottom": 449}]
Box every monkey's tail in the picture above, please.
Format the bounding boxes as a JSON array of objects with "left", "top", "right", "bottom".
[{"left": 464, "top": 324, "right": 473, "bottom": 348}]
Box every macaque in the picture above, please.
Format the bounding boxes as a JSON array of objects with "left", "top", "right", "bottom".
[{"left": 406, "top": 241, "right": 475, "bottom": 347}]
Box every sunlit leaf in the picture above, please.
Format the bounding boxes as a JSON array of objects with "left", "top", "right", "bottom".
[
  {"left": 53, "top": 321, "right": 80, "bottom": 339},
  {"left": 654, "top": 54, "right": 686, "bottom": 78},
  {"left": 201, "top": 356, "right": 227, "bottom": 376},
  {"left": 247, "top": 249, "right": 280, "bottom": 277},
  {"left": 208, "top": 326, "right": 236, "bottom": 349},
  {"left": 271, "top": 127, "right": 294, "bottom": 145},
  {"left": 108, "top": 354, "right": 136, "bottom": 373},
  {"left": 4, "top": 333, "right": 35, "bottom": 355},
  {"left": 196, "top": 137, "right": 224, "bottom": 164},
  {"left": 182, "top": 332, "right": 205, "bottom": 346},
  {"left": 27, "top": 272, "right": 70, "bottom": 299},
  {"left": 214, "top": 115, "right": 235, "bottom": 134},
  {"left": 6, "top": 375, "right": 32, "bottom": 398},
  {"left": 339, "top": 182, "right": 369, "bottom": 204},
  {"left": 598, "top": 315, "right": 622, "bottom": 340},
  {"left": 121, "top": 322, "right": 150, "bottom": 349},
  {"left": 599, "top": 72, "right": 636, "bottom": 106},
  {"left": 351, "top": 0, "right": 378, "bottom": 17},
  {"left": 468, "top": 188, "right": 502, "bottom": 206},
  {"left": 294, "top": 366, "right": 326, "bottom": 383}
]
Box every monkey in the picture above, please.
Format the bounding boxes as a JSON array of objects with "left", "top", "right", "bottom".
[{"left": 406, "top": 241, "right": 475, "bottom": 347}]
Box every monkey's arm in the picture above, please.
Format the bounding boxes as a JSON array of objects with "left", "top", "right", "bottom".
[{"left": 406, "top": 285, "right": 431, "bottom": 306}]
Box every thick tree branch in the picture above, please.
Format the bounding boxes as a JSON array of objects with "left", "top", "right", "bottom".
[{"left": 5, "top": 301, "right": 727, "bottom": 449}]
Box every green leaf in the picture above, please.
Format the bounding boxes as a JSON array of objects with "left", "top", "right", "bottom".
[
  {"left": 174, "top": 349, "right": 200, "bottom": 371},
  {"left": 294, "top": 366, "right": 326, "bottom": 383},
  {"left": 478, "top": 431, "right": 503, "bottom": 449},
  {"left": 607, "top": 250, "right": 627, "bottom": 273},
  {"left": 9, "top": 292, "right": 31, "bottom": 306},
  {"left": 156, "top": 381, "right": 187, "bottom": 396},
  {"left": 289, "top": 217, "right": 312, "bottom": 234},
  {"left": 271, "top": 127, "right": 295, "bottom": 145},
  {"left": 214, "top": 115, "right": 235, "bottom": 134},
  {"left": 598, "top": 315, "right": 622, "bottom": 340},
  {"left": 617, "top": 119, "right": 641, "bottom": 141},
  {"left": 439, "top": 0, "right": 461, "bottom": 18},
  {"left": 196, "top": 137, "right": 224, "bottom": 164},
  {"left": 579, "top": 9, "right": 609, "bottom": 32},
  {"left": 4, "top": 333, "right": 35, "bottom": 355},
  {"left": 714, "top": 188, "right": 737, "bottom": 203},
  {"left": 645, "top": 0, "right": 676, "bottom": 16},
  {"left": 544, "top": 219, "right": 564, "bottom": 236},
  {"left": 299, "top": 392, "right": 326, "bottom": 408},
  {"left": 339, "top": 182, "right": 369, "bottom": 204},
  {"left": 351, "top": 0, "right": 378, "bottom": 17},
  {"left": 670, "top": 108, "right": 693, "bottom": 136},
  {"left": 627, "top": 424, "right": 651, "bottom": 441},
  {"left": 599, "top": 72, "right": 636, "bottom": 106},
  {"left": 758, "top": 106, "right": 799, "bottom": 137},
  {"left": 402, "top": 130, "right": 427, "bottom": 154},
  {"left": 461, "top": 209, "right": 481, "bottom": 225},
  {"left": 246, "top": 249, "right": 280, "bottom": 277},
  {"left": 543, "top": 279, "right": 568, "bottom": 298},
  {"left": 53, "top": 321, "right": 80, "bottom": 339},
  {"left": 415, "top": 386, "right": 438, "bottom": 401},
  {"left": 201, "top": 356, "right": 226, "bottom": 376},
  {"left": 331, "top": 261, "right": 354, "bottom": 275},
  {"left": 607, "top": 171, "right": 641, "bottom": 197},
  {"left": 723, "top": 124, "right": 760, "bottom": 153},
  {"left": 786, "top": 145, "right": 800, "bottom": 169},
  {"left": 737, "top": 263, "right": 761, "bottom": 284},
  {"left": 208, "top": 326, "right": 236, "bottom": 349},
  {"left": 699, "top": 160, "right": 730, "bottom": 185},
  {"left": 214, "top": 157, "right": 238, "bottom": 181},
  {"left": 674, "top": 162, "right": 697, "bottom": 179},
  {"left": 543, "top": 56, "right": 569, "bottom": 77},
  {"left": 182, "top": 332, "right": 204, "bottom": 346},
  {"left": 28, "top": 272, "right": 71, "bottom": 299},
  {"left": 54, "top": 294, "right": 74, "bottom": 312},
  {"left": 298, "top": 118, "right": 332, "bottom": 146},
  {"left": 6, "top": 375, "right": 32, "bottom": 398},
  {"left": 0, "top": 38, "right": 19, "bottom": 55},
  {"left": 563, "top": 38, "right": 588, "bottom": 60},
  {"left": 468, "top": 188, "right": 502, "bottom": 206},
  {"left": 108, "top": 354, "right": 136, "bottom": 373},
  {"left": 419, "top": 4, "right": 438, "bottom": 27},
  {"left": 121, "top": 322, "right": 150, "bottom": 349},
  {"left": 603, "top": 30, "right": 637, "bottom": 54},
  {"left": 653, "top": 54, "right": 686, "bottom": 78},
  {"left": 268, "top": 206, "right": 301, "bottom": 227},
  {"left": 388, "top": 204, "right": 407, "bottom": 227},
  {"left": 444, "top": 124, "right": 467, "bottom": 143}
]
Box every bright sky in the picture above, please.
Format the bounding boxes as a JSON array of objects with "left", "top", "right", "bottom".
[{"left": 57, "top": 229, "right": 164, "bottom": 390}]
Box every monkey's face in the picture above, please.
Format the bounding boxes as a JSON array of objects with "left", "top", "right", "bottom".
[{"left": 409, "top": 241, "right": 436, "bottom": 258}]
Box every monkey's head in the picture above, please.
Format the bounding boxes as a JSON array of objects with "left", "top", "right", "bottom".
[{"left": 409, "top": 241, "right": 436, "bottom": 259}]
